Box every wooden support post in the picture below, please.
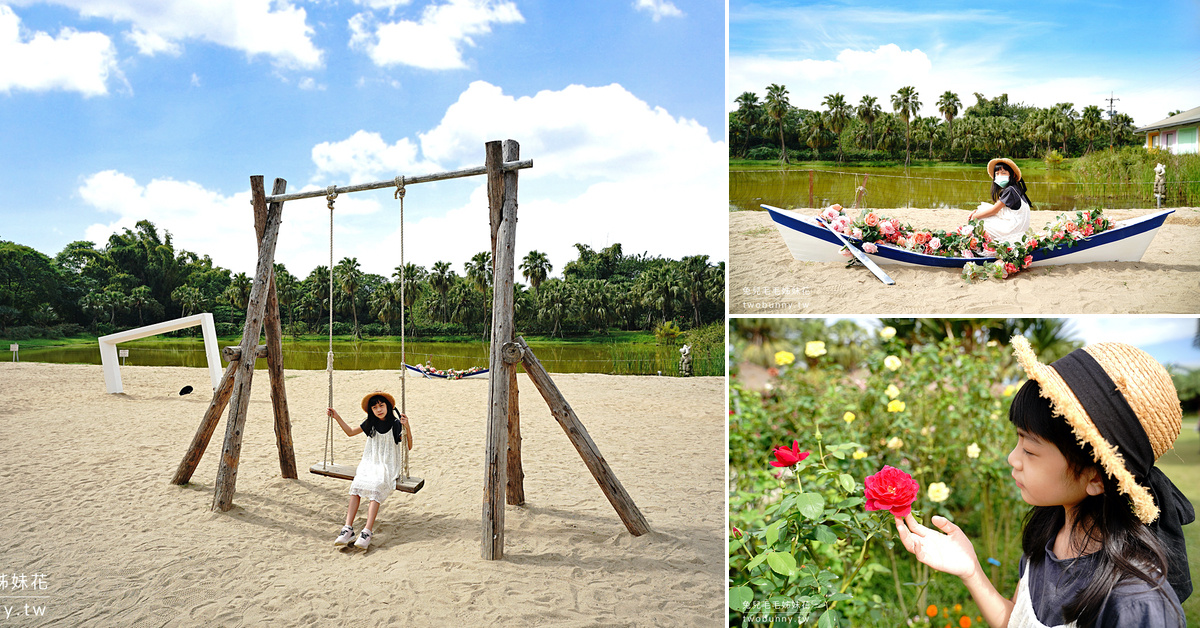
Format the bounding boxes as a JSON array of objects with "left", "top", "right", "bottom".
[
  {"left": 251, "top": 176, "right": 297, "bottom": 480},
  {"left": 516, "top": 336, "right": 650, "bottom": 536},
  {"left": 502, "top": 140, "right": 525, "bottom": 507},
  {"left": 212, "top": 191, "right": 285, "bottom": 512},
  {"left": 221, "top": 345, "right": 269, "bottom": 361},
  {"left": 482, "top": 140, "right": 518, "bottom": 559},
  {"left": 172, "top": 359, "right": 237, "bottom": 485}
]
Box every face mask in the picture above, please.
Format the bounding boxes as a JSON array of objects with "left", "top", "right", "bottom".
[{"left": 994, "top": 174, "right": 1010, "bottom": 187}]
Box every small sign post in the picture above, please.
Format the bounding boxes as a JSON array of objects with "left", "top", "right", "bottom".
[
  {"left": 119, "top": 349, "right": 129, "bottom": 366},
  {"left": 9, "top": 344, "right": 16, "bottom": 362}
]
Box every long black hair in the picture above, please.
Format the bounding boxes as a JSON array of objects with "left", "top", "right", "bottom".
[
  {"left": 1009, "top": 380, "right": 1170, "bottom": 627},
  {"left": 990, "top": 162, "right": 1035, "bottom": 210}
]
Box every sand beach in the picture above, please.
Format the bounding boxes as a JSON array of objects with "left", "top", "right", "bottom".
[
  {"left": 0, "top": 363, "right": 724, "bottom": 626},
  {"left": 730, "top": 207, "right": 1200, "bottom": 314}
]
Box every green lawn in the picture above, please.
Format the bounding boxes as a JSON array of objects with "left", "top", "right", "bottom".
[{"left": 1156, "top": 421, "right": 1200, "bottom": 625}]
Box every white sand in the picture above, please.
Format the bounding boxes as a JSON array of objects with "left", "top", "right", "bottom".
[
  {"left": 0, "top": 363, "right": 724, "bottom": 626},
  {"left": 730, "top": 207, "right": 1200, "bottom": 314}
]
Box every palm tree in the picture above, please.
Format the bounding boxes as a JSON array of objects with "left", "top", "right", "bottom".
[
  {"left": 954, "top": 116, "right": 979, "bottom": 162},
  {"left": 222, "top": 272, "right": 251, "bottom": 324},
  {"left": 1051, "top": 103, "right": 1077, "bottom": 154},
  {"left": 429, "top": 261, "right": 454, "bottom": 323},
  {"left": 520, "top": 250, "right": 552, "bottom": 292},
  {"left": 803, "top": 111, "right": 835, "bottom": 161},
  {"left": 891, "top": 86, "right": 921, "bottom": 166},
  {"left": 680, "top": 255, "right": 711, "bottom": 327},
  {"left": 464, "top": 252, "right": 492, "bottom": 294},
  {"left": 334, "top": 257, "right": 363, "bottom": 338},
  {"left": 275, "top": 266, "right": 297, "bottom": 333},
  {"left": 937, "top": 91, "right": 961, "bottom": 143},
  {"left": 638, "top": 264, "right": 683, "bottom": 325},
  {"left": 79, "top": 292, "right": 105, "bottom": 326},
  {"left": 535, "top": 279, "right": 570, "bottom": 337},
  {"left": 393, "top": 263, "right": 426, "bottom": 314},
  {"left": 571, "top": 279, "right": 614, "bottom": 332},
  {"left": 171, "top": 285, "right": 204, "bottom": 318},
  {"left": 369, "top": 282, "right": 402, "bottom": 328},
  {"left": 822, "top": 93, "right": 852, "bottom": 161},
  {"left": 1078, "top": 105, "right": 1104, "bottom": 154},
  {"left": 734, "top": 91, "right": 763, "bottom": 157},
  {"left": 128, "top": 285, "right": 153, "bottom": 325},
  {"left": 856, "top": 95, "right": 882, "bottom": 150},
  {"left": 765, "top": 83, "right": 791, "bottom": 163}
]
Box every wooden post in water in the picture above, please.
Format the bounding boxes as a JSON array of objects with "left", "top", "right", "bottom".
[
  {"left": 482, "top": 140, "right": 519, "bottom": 559},
  {"left": 251, "top": 176, "right": 297, "bottom": 479},
  {"left": 212, "top": 193, "right": 285, "bottom": 512},
  {"left": 515, "top": 336, "right": 650, "bottom": 536}
]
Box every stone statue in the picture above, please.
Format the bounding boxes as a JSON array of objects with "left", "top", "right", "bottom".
[
  {"left": 678, "top": 344, "right": 692, "bottom": 377},
  {"left": 1153, "top": 163, "right": 1166, "bottom": 205}
]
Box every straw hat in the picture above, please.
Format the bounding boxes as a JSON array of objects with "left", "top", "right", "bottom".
[
  {"left": 1011, "top": 336, "right": 1182, "bottom": 523},
  {"left": 987, "top": 157, "right": 1022, "bottom": 181},
  {"left": 361, "top": 390, "right": 396, "bottom": 413}
]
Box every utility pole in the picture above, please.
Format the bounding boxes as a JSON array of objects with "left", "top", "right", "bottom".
[{"left": 1105, "top": 92, "right": 1120, "bottom": 148}]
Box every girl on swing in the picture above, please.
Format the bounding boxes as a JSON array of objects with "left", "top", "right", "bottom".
[
  {"left": 966, "top": 158, "right": 1033, "bottom": 244},
  {"left": 894, "top": 337, "right": 1191, "bottom": 627},
  {"left": 327, "top": 391, "right": 413, "bottom": 549}
]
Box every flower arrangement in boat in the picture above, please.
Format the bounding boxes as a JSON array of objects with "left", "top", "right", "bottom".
[{"left": 820, "top": 204, "right": 1114, "bottom": 281}]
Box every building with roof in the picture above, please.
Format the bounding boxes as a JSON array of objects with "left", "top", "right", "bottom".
[{"left": 1136, "top": 106, "right": 1200, "bottom": 154}]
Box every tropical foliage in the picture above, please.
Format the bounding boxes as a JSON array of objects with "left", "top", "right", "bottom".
[
  {"left": 731, "top": 88, "right": 1143, "bottom": 163},
  {"left": 0, "top": 221, "right": 724, "bottom": 341}
]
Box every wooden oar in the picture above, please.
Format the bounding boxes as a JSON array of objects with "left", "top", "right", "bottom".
[{"left": 814, "top": 215, "right": 895, "bottom": 285}]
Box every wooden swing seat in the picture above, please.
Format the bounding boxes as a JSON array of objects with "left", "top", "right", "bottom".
[{"left": 309, "top": 462, "right": 424, "bottom": 494}]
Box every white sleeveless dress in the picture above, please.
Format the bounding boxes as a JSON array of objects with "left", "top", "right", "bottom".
[
  {"left": 1008, "top": 567, "right": 1075, "bottom": 628},
  {"left": 348, "top": 427, "right": 403, "bottom": 504},
  {"left": 981, "top": 193, "right": 1031, "bottom": 244}
]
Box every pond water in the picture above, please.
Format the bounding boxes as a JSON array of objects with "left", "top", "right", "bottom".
[
  {"left": 14, "top": 339, "right": 719, "bottom": 376},
  {"left": 730, "top": 165, "right": 1162, "bottom": 213}
]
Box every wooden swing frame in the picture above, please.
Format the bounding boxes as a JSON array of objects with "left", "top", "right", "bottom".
[{"left": 169, "top": 140, "right": 648, "bottom": 560}]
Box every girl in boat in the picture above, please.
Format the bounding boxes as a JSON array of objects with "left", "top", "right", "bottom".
[
  {"left": 327, "top": 391, "right": 414, "bottom": 549},
  {"left": 966, "top": 158, "right": 1033, "bottom": 243},
  {"left": 894, "top": 338, "right": 1190, "bottom": 627}
]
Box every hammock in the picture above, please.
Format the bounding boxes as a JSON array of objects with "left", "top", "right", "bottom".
[{"left": 404, "top": 363, "right": 489, "bottom": 380}]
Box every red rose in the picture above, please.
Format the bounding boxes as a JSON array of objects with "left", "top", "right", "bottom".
[
  {"left": 863, "top": 465, "right": 920, "bottom": 517},
  {"left": 1066, "top": 222, "right": 1077, "bottom": 232},
  {"left": 1027, "top": 238, "right": 1038, "bottom": 249},
  {"left": 770, "top": 440, "right": 811, "bottom": 467},
  {"left": 865, "top": 213, "right": 879, "bottom": 226},
  {"left": 1083, "top": 224, "right": 1094, "bottom": 236},
  {"left": 1004, "top": 262, "right": 1018, "bottom": 275},
  {"left": 1023, "top": 255, "right": 1033, "bottom": 266}
]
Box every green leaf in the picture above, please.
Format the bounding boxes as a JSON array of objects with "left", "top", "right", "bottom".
[
  {"left": 728, "top": 538, "right": 744, "bottom": 554},
  {"left": 765, "top": 519, "right": 785, "bottom": 546},
  {"left": 838, "top": 473, "right": 857, "bottom": 493},
  {"left": 766, "top": 551, "right": 799, "bottom": 576},
  {"left": 818, "top": 608, "right": 841, "bottom": 628},
  {"left": 729, "top": 586, "right": 754, "bottom": 611},
  {"left": 746, "top": 551, "right": 769, "bottom": 571},
  {"left": 830, "top": 449, "right": 845, "bottom": 459},
  {"left": 828, "top": 593, "right": 854, "bottom": 602},
  {"left": 814, "top": 524, "right": 838, "bottom": 545},
  {"left": 795, "top": 492, "right": 826, "bottom": 520}
]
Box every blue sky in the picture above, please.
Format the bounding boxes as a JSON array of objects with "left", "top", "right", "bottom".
[
  {"left": 0, "top": 0, "right": 725, "bottom": 279},
  {"left": 729, "top": 0, "right": 1200, "bottom": 128}
]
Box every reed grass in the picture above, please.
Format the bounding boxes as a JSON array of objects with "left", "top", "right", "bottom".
[{"left": 1073, "top": 147, "right": 1200, "bottom": 206}]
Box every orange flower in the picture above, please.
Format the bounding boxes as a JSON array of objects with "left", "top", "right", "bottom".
[
  {"left": 954, "top": 604, "right": 962, "bottom": 612},
  {"left": 959, "top": 616, "right": 971, "bottom": 628},
  {"left": 926, "top": 604, "right": 938, "bottom": 617}
]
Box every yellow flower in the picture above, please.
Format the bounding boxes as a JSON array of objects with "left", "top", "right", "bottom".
[
  {"left": 880, "top": 326, "right": 896, "bottom": 340},
  {"left": 886, "top": 437, "right": 904, "bottom": 450},
  {"left": 885, "top": 383, "right": 900, "bottom": 399},
  {"left": 805, "top": 341, "right": 827, "bottom": 358},
  {"left": 967, "top": 442, "right": 981, "bottom": 459},
  {"left": 843, "top": 411, "right": 856, "bottom": 424},
  {"left": 884, "top": 355, "right": 902, "bottom": 371},
  {"left": 928, "top": 482, "right": 951, "bottom": 502},
  {"left": 887, "top": 399, "right": 906, "bottom": 413},
  {"left": 1003, "top": 384, "right": 1017, "bottom": 397},
  {"left": 774, "top": 350, "right": 795, "bottom": 366},
  {"left": 852, "top": 449, "right": 868, "bottom": 460}
]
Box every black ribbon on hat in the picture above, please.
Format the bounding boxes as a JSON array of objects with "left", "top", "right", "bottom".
[{"left": 1051, "top": 349, "right": 1194, "bottom": 602}]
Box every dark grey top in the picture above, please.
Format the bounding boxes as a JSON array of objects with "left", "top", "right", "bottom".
[
  {"left": 999, "top": 185, "right": 1028, "bottom": 211},
  {"left": 1019, "top": 539, "right": 1185, "bottom": 628}
]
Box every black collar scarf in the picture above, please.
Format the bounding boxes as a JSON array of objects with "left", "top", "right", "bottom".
[
  {"left": 1052, "top": 349, "right": 1194, "bottom": 602},
  {"left": 361, "top": 411, "right": 404, "bottom": 445}
]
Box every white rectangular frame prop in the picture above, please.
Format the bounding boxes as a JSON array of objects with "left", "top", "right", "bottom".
[{"left": 98, "top": 313, "right": 223, "bottom": 394}]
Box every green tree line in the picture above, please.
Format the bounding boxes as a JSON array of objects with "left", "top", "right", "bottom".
[
  {"left": 732, "top": 86, "right": 1145, "bottom": 165},
  {"left": 0, "top": 219, "right": 725, "bottom": 340}
]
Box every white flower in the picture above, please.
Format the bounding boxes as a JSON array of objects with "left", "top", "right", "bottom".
[
  {"left": 805, "top": 341, "right": 827, "bottom": 358},
  {"left": 885, "top": 384, "right": 901, "bottom": 399},
  {"left": 967, "top": 443, "right": 981, "bottom": 459},
  {"left": 880, "top": 326, "right": 896, "bottom": 340},
  {"left": 886, "top": 437, "right": 904, "bottom": 450},
  {"left": 884, "top": 355, "right": 902, "bottom": 371},
  {"left": 928, "top": 482, "right": 950, "bottom": 502}
]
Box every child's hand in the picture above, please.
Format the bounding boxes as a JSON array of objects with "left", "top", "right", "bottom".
[
  {"left": 895, "top": 514, "right": 980, "bottom": 580},
  {"left": 327, "top": 408, "right": 340, "bottom": 421},
  {"left": 398, "top": 413, "right": 409, "bottom": 426}
]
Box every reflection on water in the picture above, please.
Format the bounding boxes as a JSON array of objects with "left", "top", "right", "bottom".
[
  {"left": 17, "top": 339, "right": 716, "bottom": 376},
  {"left": 730, "top": 166, "right": 1162, "bottom": 213}
]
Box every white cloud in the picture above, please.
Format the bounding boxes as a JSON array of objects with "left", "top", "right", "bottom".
[
  {"left": 0, "top": 5, "right": 119, "bottom": 96},
  {"left": 354, "top": 0, "right": 415, "bottom": 10},
  {"left": 634, "top": 0, "right": 683, "bottom": 22},
  {"left": 19, "top": 0, "right": 322, "bottom": 68},
  {"left": 297, "top": 76, "right": 324, "bottom": 91},
  {"left": 348, "top": 0, "right": 522, "bottom": 70},
  {"left": 311, "top": 130, "right": 441, "bottom": 185}
]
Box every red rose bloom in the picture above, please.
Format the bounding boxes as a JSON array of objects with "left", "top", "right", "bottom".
[
  {"left": 1083, "top": 224, "right": 1094, "bottom": 236},
  {"left": 863, "top": 465, "right": 920, "bottom": 517},
  {"left": 1027, "top": 238, "right": 1038, "bottom": 249},
  {"left": 770, "top": 440, "right": 811, "bottom": 467},
  {"left": 1066, "top": 222, "right": 1077, "bottom": 232},
  {"left": 1023, "top": 255, "right": 1033, "bottom": 266},
  {"left": 865, "top": 213, "right": 879, "bottom": 226},
  {"left": 1004, "top": 262, "right": 1018, "bottom": 275}
]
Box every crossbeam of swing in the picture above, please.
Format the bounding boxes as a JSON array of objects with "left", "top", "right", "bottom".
[{"left": 263, "top": 159, "right": 534, "bottom": 204}]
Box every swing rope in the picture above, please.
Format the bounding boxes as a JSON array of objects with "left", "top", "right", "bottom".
[
  {"left": 324, "top": 185, "right": 337, "bottom": 468},
  {"left": 395, "top": 175, "right": 409, "bottom": 480}
]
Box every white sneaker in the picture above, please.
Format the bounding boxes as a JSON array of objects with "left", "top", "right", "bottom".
[
  {"left": 334, "top": 525, "right": 356, "bottom": 545},
  {"left": 354, "top": 529, "right": 372, "bottom": 550}
]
